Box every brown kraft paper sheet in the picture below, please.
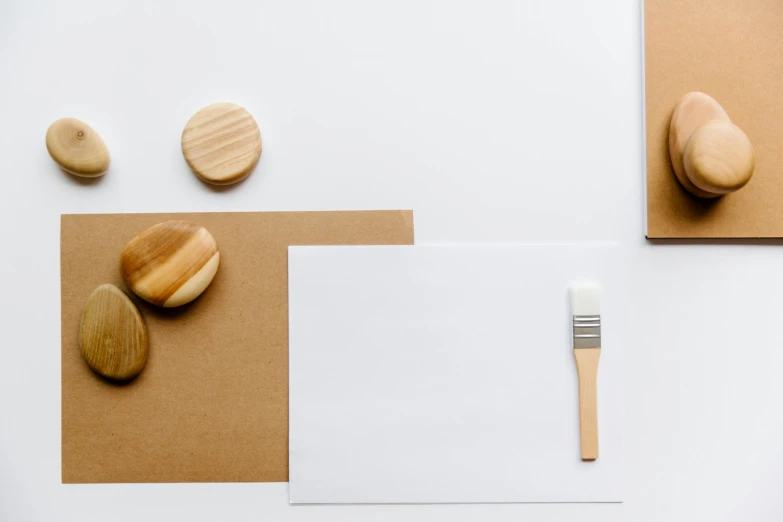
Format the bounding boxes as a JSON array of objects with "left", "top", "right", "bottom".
[
  {"left": 61, "top": 211, "right": 414, "bottom": 483},
  {"left": 645, "top": 0, "right": 783, "bottom": 238}
]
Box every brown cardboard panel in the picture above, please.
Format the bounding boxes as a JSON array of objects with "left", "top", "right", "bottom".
[
  {"left": 62, "top": 211, "right": 414, "bottom": 483},
  {"left": 645, "top": 0, "right": 783, "bottom": 238}
]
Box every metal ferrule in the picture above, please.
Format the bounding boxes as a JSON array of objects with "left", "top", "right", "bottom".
[{"left": 572, "top": 314, "right": 601, "bottom": 349}]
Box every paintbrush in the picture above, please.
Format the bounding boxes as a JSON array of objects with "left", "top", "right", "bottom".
[{"left": 570, "top": 284, "right": 601, "bottom": 461}]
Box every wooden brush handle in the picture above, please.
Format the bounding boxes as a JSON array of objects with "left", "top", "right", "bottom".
[{"left": 574, "top": 348, "right": 600, "bottom": 461}]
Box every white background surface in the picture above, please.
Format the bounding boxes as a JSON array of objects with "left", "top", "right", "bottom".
[
  {"left": 288, "top": 245, "right": 624, "bottom": 503},
  {"left": 0, "top": 0, "right": 781, "bottom": 521}
]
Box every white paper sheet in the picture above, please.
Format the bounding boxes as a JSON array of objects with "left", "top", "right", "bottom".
[{"left": 288, "top": 245, "right": 624, "bottom": 504}]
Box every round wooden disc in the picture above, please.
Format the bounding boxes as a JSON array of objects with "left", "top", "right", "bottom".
[
  {"left": 120, "top": 220, "right": 220, "bottom": 308},
  {"left": 684, "top": 120, "right": 755, "bottom": 195},
  {"left": 79, "top": 284, "right": 148, "bottom": 380},
  {"left": 181, "top": 102, "right": 262, "bottom": 185}
]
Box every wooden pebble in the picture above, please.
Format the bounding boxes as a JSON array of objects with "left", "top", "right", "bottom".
[
  {"left": 683, "top": 120, "right": 755, "bottom": 195},
  {"left": 181, "top": 102, "right": 262, "bottom": 185},
  {"left": 80, "top": 284, "right": 148, "bottom": 380},
  {"left": 120, "top": 221, "right": 220, "bottom": 307},
  {"left": 668, "top": 92, "right": 754, "bottom": 198},
  {"left": 46, "top": 118, "right": 110, "bottom": 177}
]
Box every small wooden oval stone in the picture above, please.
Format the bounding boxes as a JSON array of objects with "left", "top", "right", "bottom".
[
  {"left": 80, "top": 284, "right": 148, "bottom": 380},
  {"left": 181, "top": 102, "right": 262, "bottom": 185},
  {"left": 46, "top": 117, "right": 110, "bottom": 177},
  {"left": 684, "top": 120, "right": 755, "bottom": 196},
  {"left": 669, "top": 92, "right": 730, "bottom": 198},
  {"left": 120, "top": 221, "right": 220, "bottom": 307}
]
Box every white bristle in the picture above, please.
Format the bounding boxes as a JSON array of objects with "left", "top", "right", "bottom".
[{"left": 570, "top": 283, "right": 600, "bottom": 316}]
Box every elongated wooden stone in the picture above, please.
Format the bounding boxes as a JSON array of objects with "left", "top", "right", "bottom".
[
  {"left": 120, "top": 221, "right": 220, "bottom": 307},
  {"left": 181, "top": 102, "right": 262, "bottom": 185},
  {"left": 669, "top": 92, "right": 731, "bottom": 198},
  {"left": 80, "top": 284, "right": 148, "bottom": 380},
  {"left": 46, "top": 118, "right": 110, "bottom": 177}
]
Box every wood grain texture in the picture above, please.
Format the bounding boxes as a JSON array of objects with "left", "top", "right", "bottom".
[
  {"left": 45, "top": 117, "right": 110, "bottom": 177},
  {"left": 181, "top": 102, "right": 262, "bottom": 185},
  {"left": 79, "top": 284, "right": 148, "bottom": 380},
  {"left": 683, "top": 120, "right": 754, "bottom": 196},
  {"left": 645, "top": 0, "right": 783, "bottom": 238},
  {"left": 574, "top": 347, "right": 600, "bottom": 461},
  {"left": 120, "top": 220, "right": 220, "bottom": 307}
]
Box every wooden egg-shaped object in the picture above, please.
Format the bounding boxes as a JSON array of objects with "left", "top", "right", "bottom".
[
  {"left": 80, "top": 284, "right": 148, "bottom": 380},
  {"left": 46, "top": 117, "right": 110, "bottom": 177},
  {"left": 669, "top": 92, "right": 731, "bottom": 198},
  {"left": 120, "top": 221, "right": 220, "bottom": 307},
  {"left": 181, "top": 102, "right": 262, "bottom": 185},
  {"left": 669, "top": 92, "right": 755, "bottom": 198},
  {"left": 683, "top": 120, "right": 755, "bottom": 196}
]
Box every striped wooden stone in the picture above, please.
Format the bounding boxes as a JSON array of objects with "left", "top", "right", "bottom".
[
  {"left": 80, "top": 284, "right": 148, "bottom": 380},
  {"left": 120, "top": 221, "right": 220, "bottom": 307}
]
